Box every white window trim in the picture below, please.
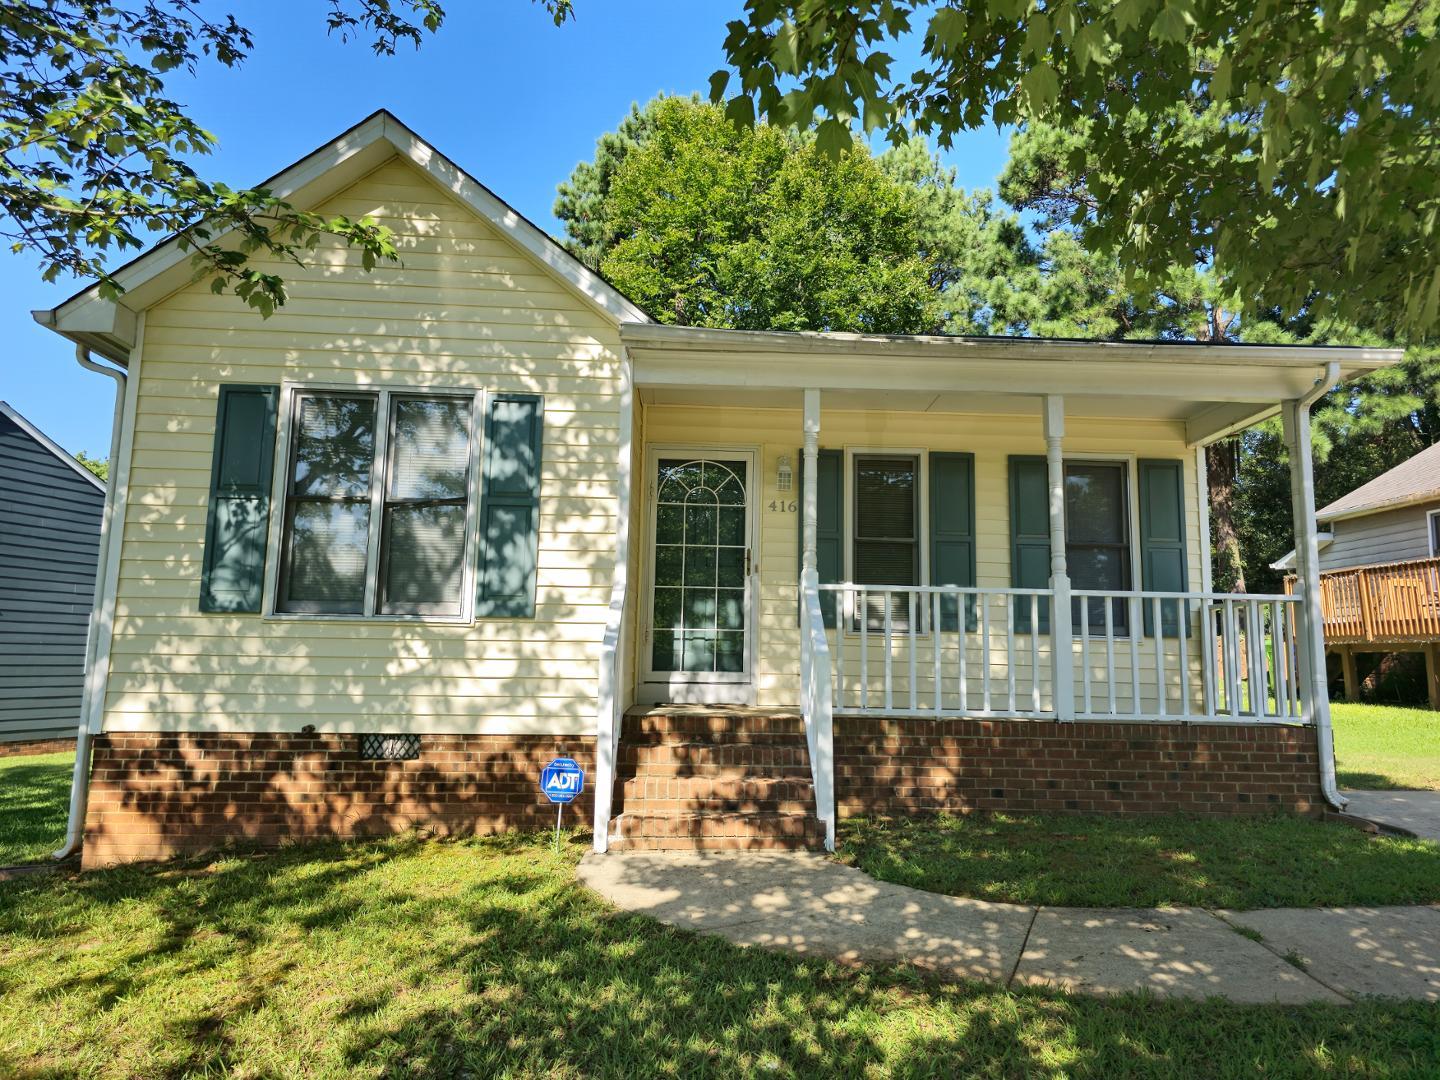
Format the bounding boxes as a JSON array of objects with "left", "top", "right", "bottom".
[
  {"left": 262, "top": 381, "right": 487, "bottom": 624},
  {"left": 1429, "top": 508, "right": 1440, "bottom": 556},
  {"left": 842, "top": 446, "right": 930, "bottom": 636},
  {"left": 1063, "top": 454, "right": 1141, "bottom": 638}
]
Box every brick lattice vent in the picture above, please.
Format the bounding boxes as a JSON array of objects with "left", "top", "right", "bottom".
[
  {"left": 82, "top": 733, "right": 595, "bottom": 869},
  {"left": 607, "top": 709, "right": 826, "bottom": 851}
]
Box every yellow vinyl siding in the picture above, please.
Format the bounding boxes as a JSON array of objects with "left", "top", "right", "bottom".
[
  {"left": 641, "top": 404, "right": 1207, "bottom": 711},
  {"left": 104, "top": 156, "right": 625, "bottom": 736}
]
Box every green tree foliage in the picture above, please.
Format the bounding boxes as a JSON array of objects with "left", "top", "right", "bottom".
[
  {"left": 564, "top": 97, "right": 940, "bottom": 332},
  {"left": 75, "top": 450, "right": 107, "bottom": 482},
  {"left": 711, "top": 0, "right": 1440, "bottom": 339},
  {"left": 0, "top": 1, "right": 569, "bottom": 313}
]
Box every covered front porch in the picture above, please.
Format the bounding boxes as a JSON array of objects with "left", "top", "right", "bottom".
[{"left": 592, "top": 327, "right": 1400, "bottom": 852}]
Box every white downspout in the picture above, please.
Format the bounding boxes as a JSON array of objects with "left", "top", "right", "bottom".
[
  {"left": 54, "top": 345, "right": 126, "bottom": 860},
  {"left": 1284, "top": 361, "right": 1346, "bottom": 811}
]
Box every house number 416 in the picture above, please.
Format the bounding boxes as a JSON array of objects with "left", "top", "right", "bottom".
[{"left": 769, "top": 500, "right": 797, "bottom": 513}]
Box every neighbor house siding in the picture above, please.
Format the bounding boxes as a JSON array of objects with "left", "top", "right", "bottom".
[
  {"left": 640, "top": 405, "right": 1206, "bottom": 712},
  {"left": 103, "top": 156, "right": 625, "bottom": 736},
  {"left": 1319, "top": 501, "right": 1440, "bottom": 571},
  {"left": 0, "top": 411, "right": 104, "bottom": 743}
]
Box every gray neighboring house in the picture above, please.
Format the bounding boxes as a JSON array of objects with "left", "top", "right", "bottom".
[
  {"left": 0, "top": 401, "right": 106, "bottom": 750},
  {"left": 1273, "top": 440, "right": 1440, "bottom": 706}
]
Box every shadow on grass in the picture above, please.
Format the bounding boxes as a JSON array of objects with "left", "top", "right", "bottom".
[
  {"left": 838, "top": 811, "right": 1440, "bottom": 909},
  {"left": 2, "top": 832, "right": 1438, "bottom": 1078},
  {"left": 0, "top": 753, "right": 73, "bottom": 866},
  {"left": 1337, "top": 771, "right": 1416, "bottom": 792}
]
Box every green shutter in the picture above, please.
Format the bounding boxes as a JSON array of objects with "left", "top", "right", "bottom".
[
  {"left": 477, "top": 394, "right": 543, "bottom": 618},
  {"left": 929, "top": 452, "right": 976, "bottom": 631},
  {"left": 200, "top": 384, "right": 279, "bottom": 613},
  {"left": 797, "top": 449, "right": 843, "bottom": 627},
  {"left": 1139, "top": 459, "right": 1189, "bottom": 637},
  {"left": 1009, "top": 455, "right": 1051, "bottom": 634}
]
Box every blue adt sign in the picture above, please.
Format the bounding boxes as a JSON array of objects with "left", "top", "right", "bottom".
[{"left": 540, "top": 757, "right": 585, "bottom": 804}]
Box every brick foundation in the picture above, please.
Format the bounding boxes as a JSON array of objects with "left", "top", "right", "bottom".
[
  {"left": 0, "top": 737, "right": 77, "bottom": 758},
  {"left": 835, "top": 717, "right": 1326, "bottom": 817},
  {"left": 82, "top": 733, "right": 594, "bottom": 869}
]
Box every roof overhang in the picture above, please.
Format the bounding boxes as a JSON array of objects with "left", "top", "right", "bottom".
[
  {"left": 620, "top": 323, "right": 1402, "bottom": 446},
  {"left": 1317, "top": 493, "right": 1440, "bottom": 524},
  {"left": 32, "top": 110, "right": 649, "bottom": 366}
]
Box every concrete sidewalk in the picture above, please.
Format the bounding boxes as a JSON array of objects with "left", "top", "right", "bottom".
[
  {"left": 1344, "top": 790, "right": 1440, "bottom": 842},
  {"left": 578, "top": 851, "right": 1440, "bottom": 1004}
]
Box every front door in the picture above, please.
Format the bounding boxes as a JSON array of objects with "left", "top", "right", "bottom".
[{"left": 640, "top": 449, "right": 757, "bottom": 703}]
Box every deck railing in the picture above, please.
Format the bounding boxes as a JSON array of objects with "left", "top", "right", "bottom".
[
  {"left": 807, "top": 583, "right": 1310, "bottom": 725},
  {"left": 1289, "top": 557, "right": 1440, "bottom": 644}
]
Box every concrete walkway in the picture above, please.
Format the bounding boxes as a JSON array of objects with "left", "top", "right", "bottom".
[
  {"left": 578, "top": 852, "right": 1440, "bottom": 1004},
  {"left": 1344, "top": 789, "right": 1440, "bottom": 842}
]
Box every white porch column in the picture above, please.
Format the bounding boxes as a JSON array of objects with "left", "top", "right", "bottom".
[
  {"left": 802, "top": 389, "right": 820, "bottom": 575},
  {"left": 1044, "top": 395, "right": 1075, "bottom": 721},
  {"left": 1282, "top": 397, "right": 1346, "bottom": 809}
]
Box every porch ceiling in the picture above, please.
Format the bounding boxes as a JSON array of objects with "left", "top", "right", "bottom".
[{"left": 621, "top": 323, "right": 1402, "bottom": 447}]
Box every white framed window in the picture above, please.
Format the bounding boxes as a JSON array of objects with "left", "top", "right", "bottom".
[
  {"left": 1065, "top": 460, "right": 1134, "bottom": 634},
  {"left": 845, "top": 449, "right": 927, "bottom": 630},
  {"left": 273, "top": 387, "right": 482, "bottom": 619},
  {"left": 1429, "top": 508, "right": 1440, "bottom": 556}
]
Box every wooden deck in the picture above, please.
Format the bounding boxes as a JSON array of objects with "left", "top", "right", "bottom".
[
  {"left": 1288, "top": 556, "right": 1440, "bottom": 707},
  {"left": 1291, "top": 556, "right": 1440, "bottom": 645}
]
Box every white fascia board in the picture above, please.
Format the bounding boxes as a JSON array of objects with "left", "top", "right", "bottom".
[
  {"left": 629, "top": 346, "right": 1342, "bottom": 406},
  {"left": 619, "top": 322, "right": 1401, "bottom": 371},
  {"left": 0, "top": 400, "right": 107, "bottom": 491}
]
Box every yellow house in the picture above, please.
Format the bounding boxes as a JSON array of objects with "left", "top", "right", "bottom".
[{"left": 34, "top": 113, "right": 1404, "bottom": 867}]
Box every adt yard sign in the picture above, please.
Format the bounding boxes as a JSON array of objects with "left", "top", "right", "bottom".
[
  {"left": 540, "top": 757, "right": 584, "bottom": 850},
  {"left": 540, "top": 757, "right": 584, "bottom": 804}
]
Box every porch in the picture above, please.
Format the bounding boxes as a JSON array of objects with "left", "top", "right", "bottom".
[
  {"left": 592, "top": 327, "right": 1400, "bottom": 852},
  {"left": 1292, "top": 556, "right": 1440, "bottom": 707}
]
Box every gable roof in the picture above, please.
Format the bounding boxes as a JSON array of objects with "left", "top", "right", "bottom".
[
  {"left": 0, "top": 401, "right": 107, "bottom": 492},
  {"left": 1316, "top": 441, "right": 1440, "bottom": 522},
  {"left": 32, "top": 110, "right": 650, "bottom": 363}
]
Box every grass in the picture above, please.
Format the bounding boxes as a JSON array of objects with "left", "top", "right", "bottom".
[
  {"left": 2, "top": 833, "right": 1438, "bottom": 1079},
  {"left": 1331, "top": 702, "right": 1440, "bottom": 790},
  {"left": 0, "top": 750, "right": 73, "bottom": 866},
  {"left": 837, "top": 812, "right": 1440, "bottom": 909}
]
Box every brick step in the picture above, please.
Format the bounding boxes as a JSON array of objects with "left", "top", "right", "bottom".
[
  {"left": 622, "top": 742, "right": 811, "bottom": 771},
  {"left": 621, "top": 775, "right": 815, "bottom": 804},
  {"left": 623, "top": 711, "right": 805, "bottom": 742},
  {"left": 607, "top": 811, "right": 826, "bottom": 851}
]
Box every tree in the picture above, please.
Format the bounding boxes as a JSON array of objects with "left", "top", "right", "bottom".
[
  {"left": 75, "top": 450, "right": 108, "bottom": 482},
  {"left": 0, "top": 1, "right": 568, "bottom": 314},
  {"left": 567, "top": 97, "right": 941, "bottom": 333},
  {"left": 710, "top": 0, "right": 1440, "bottom": 338}
]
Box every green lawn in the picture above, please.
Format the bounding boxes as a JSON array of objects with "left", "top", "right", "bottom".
[
  {"left": 2, "top": 834, "right": 1438, "bottom": 1079},
  {"left": 837, "top": 812, "right": 1440, "bottom": 909},
  {"left": 0, "top": 750, "right": 73, "bottom": 866},
  {"left": 1331, "top": 702, "right": 1440, "bottom": 790}
]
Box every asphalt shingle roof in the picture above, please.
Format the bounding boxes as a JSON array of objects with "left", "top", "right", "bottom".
[{"left": 1315, "top": 441, "right": 1440, "bottom": 520}]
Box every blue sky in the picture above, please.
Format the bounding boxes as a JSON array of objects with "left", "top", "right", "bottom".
[{"left": 0, "top": 0, "right": 1011, "bottom": 458}]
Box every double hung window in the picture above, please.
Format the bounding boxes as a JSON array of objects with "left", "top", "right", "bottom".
[
  {"left": 277, "top": 390, "right": 477, "bottom": 617},
  {"left": 1065, "top": 461, "right": 1132, "bottom": 633},
  {"left": 852, "top": 454, "right": 920, "bottom": 628}
]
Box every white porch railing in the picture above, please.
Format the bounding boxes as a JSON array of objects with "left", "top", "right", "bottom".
[{"left": 805, "top": 583, "right": 1311, "bottom": 725}]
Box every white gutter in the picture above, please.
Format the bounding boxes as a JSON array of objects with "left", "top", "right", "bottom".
[
  {"left": 54, "top": 345, "right": 126, "bottom": 861},
  {"left": 1293, "top": 361, "right": 1347, "bottom": 812}
]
